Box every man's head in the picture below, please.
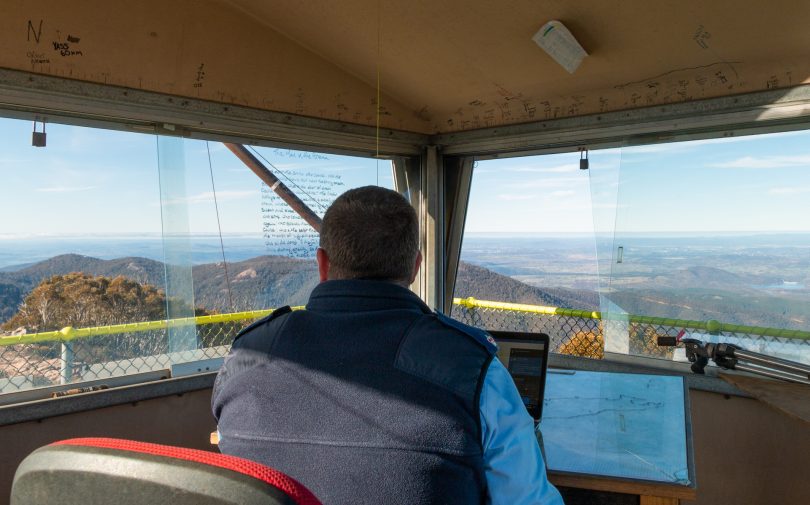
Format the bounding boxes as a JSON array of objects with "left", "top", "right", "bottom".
[{"left": 317, "top": 186, "right": 421, "bottom": 286}]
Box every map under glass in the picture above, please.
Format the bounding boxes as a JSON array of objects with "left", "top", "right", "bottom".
[{"left": 540, "top": 370, "right": 691, "bottom": 485}]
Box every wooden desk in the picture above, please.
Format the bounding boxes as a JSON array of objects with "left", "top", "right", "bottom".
[
  {"left": 542, "top": 370, "right": 696, "bottom": 504},
  {"left": 720, "top": 372, "right": 810, "bottom": 425}
]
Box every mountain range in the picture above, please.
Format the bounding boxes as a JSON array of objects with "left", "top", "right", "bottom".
[{"left": 0, "top": 254, "right": 599, "bottom": 325}]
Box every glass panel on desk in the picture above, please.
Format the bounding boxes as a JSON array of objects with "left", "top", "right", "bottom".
[{"left": 541, "top": 370, "right": 690, "bottom": 485}]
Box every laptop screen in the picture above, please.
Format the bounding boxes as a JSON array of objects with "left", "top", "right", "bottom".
[{"left": 488, "top": 331, "right": 550, "bottom": 423}]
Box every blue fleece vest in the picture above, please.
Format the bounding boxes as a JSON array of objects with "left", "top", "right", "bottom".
[{"left": 212, "top": 280, "right": 496, "bottom": 505}]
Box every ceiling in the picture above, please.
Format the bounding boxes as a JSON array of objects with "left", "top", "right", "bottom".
[
  {"left": 1, "top": 0, "right": 808, "bottom": 134},
  {"left": 225, "top": 0, "right": 810, "bottom": 132}
]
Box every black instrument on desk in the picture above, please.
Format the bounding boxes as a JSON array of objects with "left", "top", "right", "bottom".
[
  {"left": 657, "top": 334, "right": 810, "bottom": 386},
  {"left": 489, "top": 331, "right": 550, "bottom": 422}
]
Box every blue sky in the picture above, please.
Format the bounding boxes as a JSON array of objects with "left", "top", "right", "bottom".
[
  {"left": 467, "top": 129, "right": 810, "bottom": 234},
  {"left": 0, "top": 118, "right": 391, "bottom": 238},
  {"left": 466, "top": 151, "right": 611, "bottom": 234},
  {"left": 2, "top": 117, "right": 810, "bottom": 239}
]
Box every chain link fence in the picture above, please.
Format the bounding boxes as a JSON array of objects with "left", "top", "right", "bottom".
[
  {"left": 451, "top": 297, "right": 810, "bottom": 365},
  {"left": 0, "top": 311, "right": 274, "bottom": 394},
  {"left": 3, "top": 299, "right": 810, "bottom": 395}
]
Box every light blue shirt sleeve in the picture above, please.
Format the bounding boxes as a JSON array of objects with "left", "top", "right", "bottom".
[{"left": 480, "top": 358, "right": 564, "bottom": 505}]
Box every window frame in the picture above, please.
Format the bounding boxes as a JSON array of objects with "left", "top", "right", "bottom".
[{"left": 3, "top": 68, "right": 810, "bottom": 401}]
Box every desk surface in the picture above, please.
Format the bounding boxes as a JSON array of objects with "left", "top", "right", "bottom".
[{"left": 541, "top": 370, "right": 695, "bottom": 499}]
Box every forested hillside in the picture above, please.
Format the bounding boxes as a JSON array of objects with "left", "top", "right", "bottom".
[
  {"left": 0, "top": 254, "right": 164, "bottom": 321},
  {"left": 193, "top": 256, "right": 319, "bottom": 311},
  {"left": 455, "top": 262, "right": 599, "bottom": 310}
]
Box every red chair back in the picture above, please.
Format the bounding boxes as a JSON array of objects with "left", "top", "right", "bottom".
[{"left": 11, "top": 437, "right": 322, "bottom": 505}]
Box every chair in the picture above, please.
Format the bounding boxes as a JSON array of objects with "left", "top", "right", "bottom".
[{"left": 11, "top": 437, "right": 322, "bottom": 505}]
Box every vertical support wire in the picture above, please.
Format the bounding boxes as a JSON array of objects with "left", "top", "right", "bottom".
[
  {"left": 376, "top": 0, "right": 381, "bottom": 186},
  {"left": 207, "top": 141, "right": 235, "bottom": 313}
]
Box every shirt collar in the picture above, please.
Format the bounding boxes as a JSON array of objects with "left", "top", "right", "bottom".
[{"left": 306, "top": 279, "right": 432, "bottom": 314}]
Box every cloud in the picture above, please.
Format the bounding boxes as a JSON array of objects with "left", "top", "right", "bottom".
[
  {"left": 164, "top": 190, "right": 257, "bottom": 205},
  {"left": 549, "top": 190, "right": 576, "bottom": 197},
  {"left": 501, "top": 163, "right": 580, "bottom": 173},
  {"left": 66, "top": 125, "right": 148, "bottom": 152},
  {"left": 190, "top": 190, "right": 257, "bottom": 203},
  {"left": 623, "top": 134, "right": 796, "bottom": 156},
  {"left": 201, "top": 143, "right": 228, "bottom": 154},
  {"left": 648, "top": 138, "right": 739, "bottom": 151},
  {"left": 497, "top": 194, "right": 535, "bottom": 201},
  {"left": 504, "top": 176, "right": 582, "bottom": 190},
  {"left": 620, "top": 134, "right": 810, "bottom": 165},
  {"left": 710, "top": 155, "right": 810, "bottom": 169},
  {"left": 622, "top": 143, "right": 683, "bottom": 155},
  {"left": 267, "top": 162, "right": 306, "bottom": 171},
  {"left": 36, "top": 186, "right": 95, "bottom": 193},
  {"left": 768, "top": 186, "right": 810, "bottom": 195},
  {"left": 591, "top": 202, "right": 629, "bottom": 209},
  {"left": 267, "top": 161, "right": 371, "bottom": 174}
]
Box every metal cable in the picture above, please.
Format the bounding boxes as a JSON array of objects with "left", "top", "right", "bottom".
[{"left": 206, "top": 141, "right": 235, "bottom": 312}]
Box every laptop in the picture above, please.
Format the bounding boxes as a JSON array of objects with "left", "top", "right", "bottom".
[{"left": 488, "top": 331, "right": 550, "bottom": 424}]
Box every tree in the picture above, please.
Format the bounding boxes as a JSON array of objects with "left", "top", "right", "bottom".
[
  {"left": 3, "top": 273, "right": 210, "bottom": 368},
  {"left": 558, "top": 328, "right": 605, "bottom": 359},
  {"left": 629, "top": 323, "right": 674, "bottom": 359},
  {"left": 4, "top": 273, "right": 168, "bottom": 332}
]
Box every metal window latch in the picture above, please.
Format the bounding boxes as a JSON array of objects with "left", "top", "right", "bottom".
[
  {"left": 32, "top": 120, "right": 46, "bottom": 147},
  {"left": 579, "top": 147, "right": 589, "bottom": 170}
]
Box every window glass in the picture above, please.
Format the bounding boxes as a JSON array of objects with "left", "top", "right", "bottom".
[
  {"left": 453, "top": 150, "right": 615, "bottom": 358},
  {"left": 456, "top": 129, "right": 810, "bottom": 367},
  {"left": 601, "top": 131, "right": 810, "bottom": 364},
  {"left": 0, "top": 119, "right": 166, "bottom": 392},
  {"left": 180, "top": 142, "right": 393, "bottom": 312},
  {"left": 0, "top": 117, "right": 393, "bottom": 394}
]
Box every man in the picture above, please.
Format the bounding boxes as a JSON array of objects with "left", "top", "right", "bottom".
[{"left": 212, "top": 186, "right": 563, "bottom": 505}]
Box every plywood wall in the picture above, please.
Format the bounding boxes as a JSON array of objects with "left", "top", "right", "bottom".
[
  {"left": 2, "top": 387, "right": 808, "bottom": 505},
  {"left": 0, "top": 0, "right": 429, "bottom": 132},
  {"left": 2, "top": 0, "right": 809, "bottom": 135}
]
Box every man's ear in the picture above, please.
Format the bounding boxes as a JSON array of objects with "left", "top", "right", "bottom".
[
  {"left": 316, "top": 247, "right": 330, "bottom": 282},
  {"left": 409, "top": 250, "right": 422, "bottom": 284}
]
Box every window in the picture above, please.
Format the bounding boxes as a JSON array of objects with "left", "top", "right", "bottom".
[
  {"left": 455, "top": 128, "right": 810, "bottom": 366},
  {"left": 453, "top": 150, "right": 614, "bottom": 358},
  {"left": 0, "top": 117, "right": 393, "bottom": 395},
  {"left": 600, "top": 130, "right": 810, "bottom": 363}
]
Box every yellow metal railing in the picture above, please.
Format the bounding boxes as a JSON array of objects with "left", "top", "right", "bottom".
[
  {"left": 3, "top": 298, "right": 808, "bottom": 348},
  {"left": 453, "top": 297, "right": 810, "bottom": 340},
  {"left": 0, "top": 307, "right": 305, "bottom": 347},
  {"left": 1, "top": 297, "right": 808, "bottom": 392}
]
